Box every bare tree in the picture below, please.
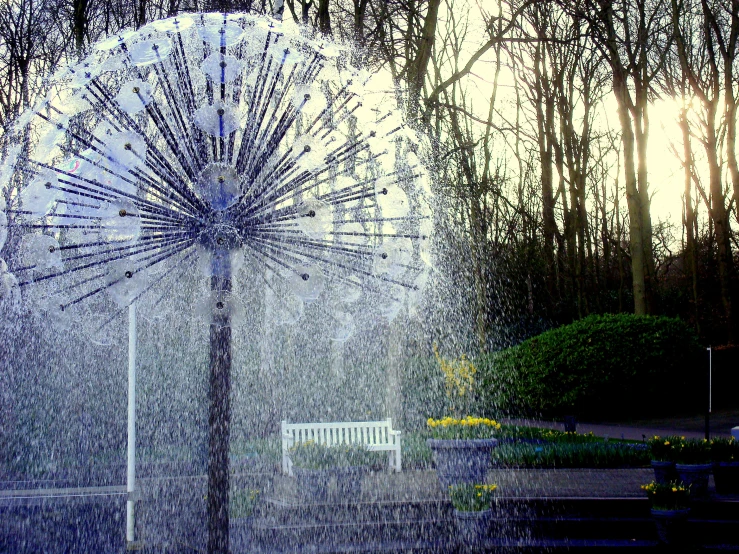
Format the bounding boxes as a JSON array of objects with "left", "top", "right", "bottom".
[
  {"left": 670, "top": 0, "right": 735, "bottom": 338},
  {"left": 0, "top": 0, "right": 68, "bottom": 133},
  {"left": 565, "top": 0, "right": 673, "bottom": 315}
]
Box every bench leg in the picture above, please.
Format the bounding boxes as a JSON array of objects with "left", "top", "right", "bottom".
[{"left": 387, "top": 448, "right": 401, "bottom": 472}]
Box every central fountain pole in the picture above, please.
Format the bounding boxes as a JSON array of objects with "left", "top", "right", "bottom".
[
  {"left": 208, "top": 247, "right": 232, "bottom": 554},
  {"left": 126, "top": 302, "right": 137, "bottom": 546}
]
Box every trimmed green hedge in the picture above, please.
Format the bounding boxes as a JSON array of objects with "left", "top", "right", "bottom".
[{"left": 477, "top": 314, "right": 703, "bottom": 420}]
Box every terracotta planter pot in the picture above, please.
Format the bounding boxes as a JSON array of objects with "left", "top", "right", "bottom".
[
  {"left": 651, "top": 460, "right": 679, "bottom": 485},
  {"left": 650, "top": 508, "right": 690, "bottom": 545},
  {"left": 675, "top": 463, "right": 712, "bottom": 497},
  {"left": 713, "top": 461, "right": 739, "bottom": 495},
  {"left": 427, "top": 438, "right": 498, "bottom": 489},
  {"left": 454, "top": 508, "right": 492, "bottom": 546}
]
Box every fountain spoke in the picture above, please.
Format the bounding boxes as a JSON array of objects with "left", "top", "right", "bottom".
[{"left": 1, "top": 10, "right": 433, "bottom": 554}]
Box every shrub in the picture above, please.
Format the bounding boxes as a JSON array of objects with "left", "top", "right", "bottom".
[{"left": 477, "top": 314, "right": 702, "bottom": 420}]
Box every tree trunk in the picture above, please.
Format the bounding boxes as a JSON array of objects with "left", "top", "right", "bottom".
[
  {"left": 353, "top": 0, "right": 368, "bottom": 46},
  {"left": 317, "top": 0, "right": 331, "bottom": 36},
  {"left": 613, "top": 70, "right": 647, "bottom": 315},
  {"left": 406, "top": 0, "right": 442, "bottom": 117},
  {"left": 533, "top": 43, "right": 557, "bottom": 308},
  {"left": 72, "top": 0, "right": 88, "bottom": 55},
  {"left": 137, "top": 0, "right": 147, "bottom": 29},
  {"left": 679, "top": 106, "right": 700, "bottom": 334},
  {"left": 207, "top": 253, "right": 232, "bottom": 554},
  {"left": 633, "top": 95, "right": 655, "bottom": 313},
  {"left": 705, "top": 108, "right": 734, "bottom": 342}
]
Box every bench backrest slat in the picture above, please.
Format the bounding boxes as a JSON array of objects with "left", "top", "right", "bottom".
[{"left": 283, "top": 420, "right": 395, "bottom": 445}]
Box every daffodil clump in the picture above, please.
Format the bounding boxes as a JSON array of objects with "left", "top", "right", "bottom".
[
  {"left": 641, "top": 481, "right": 690, "bottom": 511},
  {"left": 710, "top": 437, "right": 739, "bottom": 462},
  {"left": 427, "top": 416, "right": 501, "bottom": 440},
  {"left": 448, "top": 483, "right": 498, "bottom": 512},
  {"left": 230, "top": 489, "right": 261, "bottom": 518},
  {"left": 674, "top": 438, "right": 712, "bottom": 464},
  {"left": 647, "top": 435, "right": 685, "bottom": 462},
  {"left": 433, "top": 343, "right": 476, "bottom": 399}
]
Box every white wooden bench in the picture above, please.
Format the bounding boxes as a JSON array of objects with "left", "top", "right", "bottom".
[{"left": 281, "top": 418, "right": 402, "bottom": 475}]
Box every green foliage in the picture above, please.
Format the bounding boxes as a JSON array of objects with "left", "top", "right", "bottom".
[
  {"left": 477, "top": 314, "right": 702, "bottom": 420},
  {"left": 401, "top": 432, "right": 434, "bottom": 468},
  {"left": 288, "top": 441, "right": 381, "bottom": 469},
  {"left": 674, "top": 438, "right": 712, "bottom": 464},
  {"left": 399, "top": 355, "right": 464, "bottom": 430},
  {"left": 710, "top": 437, "right": 739, "bottom": 462},
  {"left": 491, "top": 442, "right": 650, "bottom": 468},
  {"left": 233, "top": 436, "right": 281, "bottom": 463},
  {"left": 496, "top": 426, "right": 606, "bottom": 444},
  {"left": 400, "top": 427, "right": 648, "bottom": 469},
  {"left": 448, "top": 483, "right": 497, "bottom": 512},
  {"left": 647, "top": 435, "right": 684, "bottom": 462},
  {"left": 230, "top": 489, "right": 260, "bottom": 518}
]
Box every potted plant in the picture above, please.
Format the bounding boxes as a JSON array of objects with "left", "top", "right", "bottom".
[
  {"left": 647, "top": 435, "right": 680, "bottom": 484},
  {"left": 674, "top": 438, "right": 712, "bottom": 497},
  {"left": 448, "top": 483, "right": 497, "bottom": 546},
  {"left": 289, "top": 441, "right": 374, "bottom": 501},
  {"left": 332, "top": 443, "right": 377, "bottom": 497},
  {"left": 289, "top": 441, "right": 334, "bottom": 502},
  {"left": 426, "top": 416, "right": 500, "bottom": 488},
  {"left": 641, "top": 481, "right": 691, "bottom": 545},
  {"left": 711, "top": 437, "right": 739, "bottom": 494},
  {"left": 230, "top": 488, "right": 260, "bottom": 551}
]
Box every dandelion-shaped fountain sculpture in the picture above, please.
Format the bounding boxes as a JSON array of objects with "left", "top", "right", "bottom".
[{"left": 0, "top": 12, "right": 432, "bottom": 554}]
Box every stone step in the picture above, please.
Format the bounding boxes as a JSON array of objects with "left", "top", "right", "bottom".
[{"left": 245, "top": 495, "right": 739, "bottom": 553}]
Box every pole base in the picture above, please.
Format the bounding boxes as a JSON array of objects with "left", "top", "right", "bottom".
[{"left": 126, "top": 540, "right": 145, "bottom": 551}]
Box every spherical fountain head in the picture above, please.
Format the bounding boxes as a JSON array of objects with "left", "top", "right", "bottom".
[
  {"left": 1, "top": 10, "right": 436, "bottom": 335},
  {"left": 196, "top": 163, "right": 241, "bottom": 211}
]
